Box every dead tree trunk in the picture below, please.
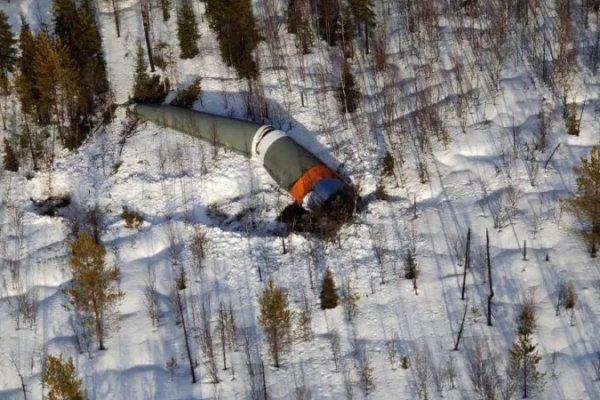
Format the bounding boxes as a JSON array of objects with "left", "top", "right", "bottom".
[
  {"left": 487, "top": 228, "right": 494, "bottom": 326},
  {"left": 175, "top": 289, "right": 197, "bottom": 383},
  {"left": 140, "top": 0, "right": 155, "bottom": 72},
  {"left": 461, "top": 228, "right": 471, "bottom": 300},
  {"left": 160, "top": 0, "right": 170, "bottom": 21},
  {"left": 111, "top": 0, "right": 121, "bottom": 37},
  {"left": 453, "top": 303, "right": 468, "bottom": 351}
]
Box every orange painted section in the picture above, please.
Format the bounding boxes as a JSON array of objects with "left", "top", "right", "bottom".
[{"left": 289, "top": 164, "right": 339, "bottom": 204}]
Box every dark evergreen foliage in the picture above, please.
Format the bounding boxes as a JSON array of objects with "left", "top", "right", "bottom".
[
  {"left": 319, "top": 268, "right": 339, "bottom": 309},
  {"left": 338, "top": 5, "right": 357, "bottom": 56},
  {"left": 132, "top": 43, "right": 170, "bottom": 104},
  {"left": 32, "top": 31, "right": 60, "bottom": 125},
  {"left": 177, "top": 0, "right": 200, "bottom": 59},
  {"left": 50, "top": 0, "right": 108, "bottom": 142},
  {"left": 15, "top": 19, "right": 37, "bottom": 117},
  {"left": 313, "top": 0, "right": 340, "bottom": 45},
  {"left": 567, "top": 144, "right": 600, "bottom": 257},
  {"left": 171, "top": 78, "right": 202, "bottom": 108},
  {"left": 336, "top": 62, "right": 361, "bottom": 113},
  {"left": 0, "top": 10, "right": 17, "bottom": 91},
  {"left": 3, "top": 138, "right": 19, "bottom": 172},
  {"left": 287, "top": 0, "right": 313, "bottom": 53},
  {"left": 14, "top": 2, "right": 109, "bottom": 148},
  {"left": 381, "top": 151, "right": 394, "bottom": 177},
  {"left": 205, "top": 0, "right": 261, "bottom": 80},
  {"left": 348, "top": 0, "right": 375, "bottom": 52},
  {"left": 508, "top": 333, "right": 546, "bottom": 398}
]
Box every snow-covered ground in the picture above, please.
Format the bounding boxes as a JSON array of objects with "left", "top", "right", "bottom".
[{"left": 1, "top": 0, "right": 599, "bottom": 399}]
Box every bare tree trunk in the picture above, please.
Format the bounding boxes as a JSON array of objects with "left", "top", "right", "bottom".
[
  {"left": 461, "top": 228, "right": 471, "bottom": 300},
  {"left": 487, "top": 228, "right": 494, "bottom": 326},
  {"left": 199, "top": 295, "right": 219, "bottom": 383},
  {"left": 140, "top": 0, "right": 155, "bottom": 72},
  {"left": 453, "top": 303, "right": 468, "bottom": 351},
  {"left": 175, "top": 289, "right": 197, "bottom": 383},
  {"left": 9, "top": 355, "right": 28, "bottom": 400},
  {"left": 111, "top": 0, "right": 121, "bottom": 37},
  {"left": 160, "top": 0, "right": 170, "bottom": 21}
]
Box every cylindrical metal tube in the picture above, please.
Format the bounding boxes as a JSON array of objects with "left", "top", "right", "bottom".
[
  {"left": 134, "top": 104, "right": 354, "bottom": 212},
  {"left": 135, "top": 104, "right": 263, "bottom": 157}
]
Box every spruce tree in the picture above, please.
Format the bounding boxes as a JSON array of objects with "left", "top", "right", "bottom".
[
  {"left": 348, "top": 0, "right": 375, "bottom": 53},
  {"left": 55, "top": 38, "right": 85, "bottom": 148},
  {"left": 258, "top": 278, "right": 293, "bottom": 368},
  {"left": 65, "top": 232, "right": 124, "bottom": 350},
  {"left": 132, "top": 42, "right": 169, "bottom": 104},
  {"left": 133, "top": 42, "right": 151, "bottom": 99},
  {"left": 567, "top": 144, "right": 600, "bottom": 257},
  {"left": 15, "top": 18, "right": 37, "bottom": 117},
  {"left": 3, "top": 138, "right": 18, "bottom": 172},
  {"left": 42, "top": 354, "right": 86, "bottom": 400},
  {"left": 33, "top": 31, "right": 60, "bottom": 124},
  {"left": 205, "top": 0, "right": 261, "bottom": 80},
  {"left": 320, "top": 268, "right": 339, "bottom": 309},
  {"left": 0, "top": 10, "right": 17, "bottom": 92},
  {"left": 177, "top": 0, "right": 200, "bottom": 59},
  {"left": 52, "top": 0, "right": 108, "bottom": 132},
  {"left": 508, "top": 333, "right": 545, "bottom": 398},
  {"left": 75, "top": 0, "right": 109, "bottom": 98},
  {"left": 337, "top": 62, "right": 361, "bottom": 113},
  {"left": 52, "top": 0, "right": 78, "bottom": 50}
]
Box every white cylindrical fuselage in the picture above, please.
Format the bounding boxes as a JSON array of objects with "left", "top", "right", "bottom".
[{"left": 135, "top": 104, "right": 352, "bottom": 211}]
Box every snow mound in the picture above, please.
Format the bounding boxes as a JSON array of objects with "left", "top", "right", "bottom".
[{"left": 28, "top": 173, "right": 72, "bottom": 212}]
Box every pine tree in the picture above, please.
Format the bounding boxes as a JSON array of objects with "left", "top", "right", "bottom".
[
  {"left": 567, "top": 144, "right": 600, "bottom": 257},
  {"left": 42, "top": 354, "right": 87, "bottom": 400},
  {"left": 75, "top": 0, "right": 109, "bottom": 98},
  {"left": 3, "top": 138, "right": 18, "bottom": 172},
  {"left": 348, "top": 0, "right": 375, "bottom": 53},
  {"left": 52, "top": 0, "right": 108, "bottom": 135},
  {"left": 320, "top": 268, "right": 339, "bottom": 309},
  {"left": 0, "top": 10, "right": 17, "bottom": 92},
  {"left": 258, "top": 278, "right": 293, "bottom": 368},
  {"left": 205, "top": 0, "right": 261, "bottom": 80},
  {"left": 52, "top": 0, "right": 78, "bottom": 51},
  {"left": 508, "top": 333, "right": 545, "bottom": 398},
  {"left": 337, "top": 61, "right": 361, "bottom": 113},
  {"left": 65, "top": 232, "right": 124, "bottom": 351},
  {"left": 15, "top": 18, "right": 37, "bottom": 117},
  {"left": 55, "top": 37, "right": 85, "bottom": 149},
  {"left": 33, "top": 31, "right": 60, "bottom": 124},
  {"left": 177, "top": 0, "right": 200, "bottom": 59}
]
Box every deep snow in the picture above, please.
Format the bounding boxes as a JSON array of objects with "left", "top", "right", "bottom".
[{"left": 1, "top": 0, "right": 600, "bottom": 399}]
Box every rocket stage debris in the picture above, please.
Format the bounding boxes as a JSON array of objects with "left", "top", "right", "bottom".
[{"left": 135, "top": 104, "right": 357, "bottom": 218}]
